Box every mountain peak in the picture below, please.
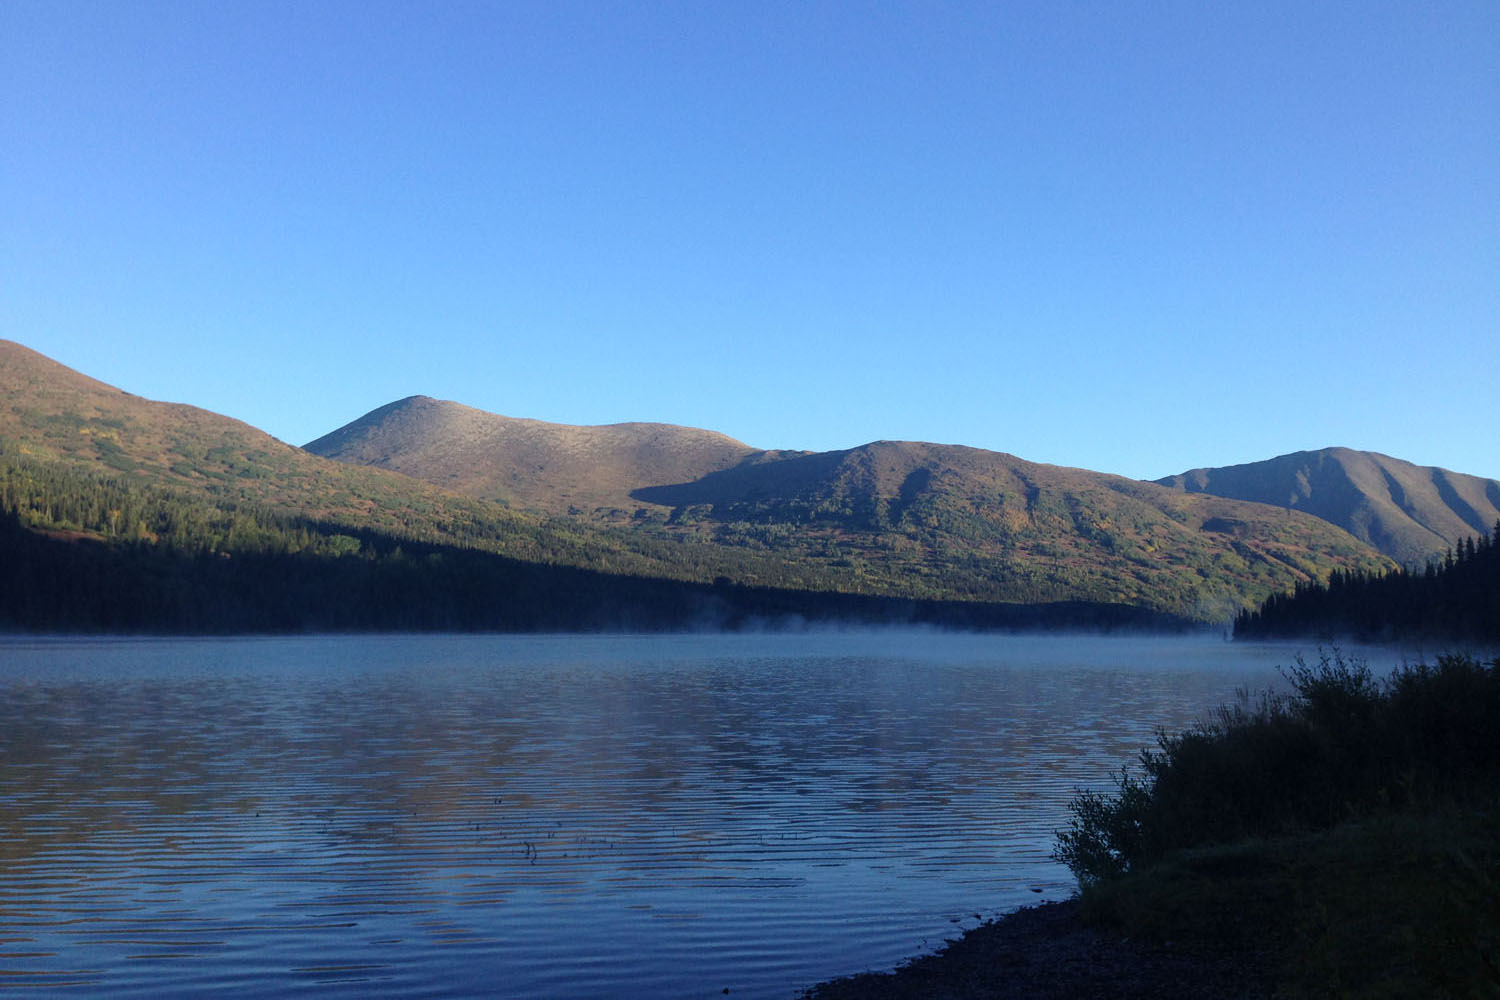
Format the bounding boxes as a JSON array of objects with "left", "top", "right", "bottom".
[
  {"left": 304, "top": 397, "right": 759, "bottom": 513},
  {"left": 1158, "top": 447, "right": 1500, "bottom": 564}
]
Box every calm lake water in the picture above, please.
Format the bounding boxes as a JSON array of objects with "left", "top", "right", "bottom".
[{"left": 0, "top": 631, "right": 1405, "bottom": 998}]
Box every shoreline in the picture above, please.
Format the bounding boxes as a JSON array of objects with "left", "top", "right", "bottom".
[{"left": 800, "top": 898, "right": 1275, "bottom": 1000}]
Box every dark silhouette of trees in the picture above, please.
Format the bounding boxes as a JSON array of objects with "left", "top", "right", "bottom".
[{"left": 1234, "top": 521, "right": 1500, "bottom": 641}]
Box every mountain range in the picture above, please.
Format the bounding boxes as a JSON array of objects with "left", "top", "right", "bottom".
[
  {"left": 0, "top": 340, "right": 841, "bottom": 595},
  {"left": 5, "top": 338, "right": 1495, "bottom": 627}
]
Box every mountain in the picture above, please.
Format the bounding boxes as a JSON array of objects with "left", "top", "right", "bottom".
[
  {"left": 1157, "top": 448, "right": 1500, "bottom": 565},
  {"left": 0, "top": 339, "right": 540, "bottom": 544},
  {"left": 304, "top": 395, "right": 784, "bottom": 515},
  {"left": 9, "top": 340, "right": 999, "bottom": 633},
  {"left": 0, "top": 339, "right": 813, "bottom": 588},
  {"left": 0, "top": 339, "right": 1407, "bottom": 625},
  {"left": 632, "top": 439, "right": 1396, "bottom": 620},
  {"left": 308, "top": 395, "right": 1395, "bottom": 620}
]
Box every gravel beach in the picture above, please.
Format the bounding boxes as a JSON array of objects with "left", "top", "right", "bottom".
[{"left": 800, "top": 899, "right": 1276, "bottom": 1000}]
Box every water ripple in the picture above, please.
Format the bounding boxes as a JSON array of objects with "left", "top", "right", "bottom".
[{"left": 0, "top": 632, "right": 1349, "bottom": 998}]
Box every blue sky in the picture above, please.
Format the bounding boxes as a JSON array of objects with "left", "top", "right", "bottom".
[{"left": 3, "top": 1, "right": 1496, "bottom": 480}]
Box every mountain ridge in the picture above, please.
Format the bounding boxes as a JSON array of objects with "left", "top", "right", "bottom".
[
  {"left": 308, "top": 389, "right": 1496, "bottom": 569},
  {"left": 0, "top": 338, "right": 816, "bottom": 590},
  {"left": 301, "top": 385, "right": 1398, "bottom": 619},
  {"left": 1157, "top": 447, "right": 1500, "bottom": 565},
  {"left": 3, "top": 339, "right": 1452, "bottom": 623}
]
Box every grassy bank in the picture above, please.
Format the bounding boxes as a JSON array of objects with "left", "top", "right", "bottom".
[
  {"left": 1081, "top": 809, "right": 1499, "bottom": 997},
  {"left": 807, "top": 650, "right": 1500, "bottom": 998},
  {"left": 1064, "top": 648, "right": 1500, "bottom": 996}
]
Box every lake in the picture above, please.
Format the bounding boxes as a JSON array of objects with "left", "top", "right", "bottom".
[{"left": 0, "top": 631, "right": 1401, "bottom": 997}]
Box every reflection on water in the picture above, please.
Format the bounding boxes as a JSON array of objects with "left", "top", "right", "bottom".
[{"left": 0, "top": 632, "right": 1369, "bottom": 997}]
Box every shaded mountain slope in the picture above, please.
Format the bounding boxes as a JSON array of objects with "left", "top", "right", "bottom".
[
  {"left": 304, "top": 395, "right": 776, "bottom": 515},
  {"left": 1157, "top": 448, "right": 1500, "bottom": 565}
]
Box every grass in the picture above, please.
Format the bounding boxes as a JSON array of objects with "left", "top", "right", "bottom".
[{"left": 1079, "top": 809, "right": 1500, "bottom": 997}]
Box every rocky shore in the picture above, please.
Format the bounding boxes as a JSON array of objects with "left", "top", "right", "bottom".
[{"left": 801, "top": 899, "right": 1276, "bottom": 1000}]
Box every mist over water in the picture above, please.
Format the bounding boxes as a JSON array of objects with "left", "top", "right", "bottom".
[{"left": 0, "top": 632, "right": 1404, "bottom": 998}]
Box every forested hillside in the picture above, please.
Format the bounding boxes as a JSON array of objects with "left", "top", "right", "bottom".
[
  {"left": 0, "top": 339, "right": 875, "bottom": 597},
  {"left": 0, "top": 449, "right": 1187, "bottom": 633},
  {"left": 1, "top": 339, "right": 1407, "bottom": 627},
  {"left": 309, "top": 391, "right": 1397, "bottom": 620}
]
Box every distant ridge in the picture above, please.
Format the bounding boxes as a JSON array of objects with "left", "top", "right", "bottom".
[
  {"left": 305, "top": 395, "right": 776, "bottom": 514},
  {"left": 306, "top": 390, "right": 1396, "bottom": 620},
  {"left": 0, "top": 339, "right": 1423, "bottom": 622},
  {"left": 1157, "top": 448, "right": 1500, "bottom": 565}
]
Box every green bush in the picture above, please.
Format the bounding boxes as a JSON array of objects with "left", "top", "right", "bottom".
[{"left": 1055, "top": 649, "right": 1500, "bottom": 883}]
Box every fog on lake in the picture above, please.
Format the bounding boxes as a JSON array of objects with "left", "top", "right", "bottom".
[{"left": 0, "top": 631, "right": 1402, "bottom": 998}]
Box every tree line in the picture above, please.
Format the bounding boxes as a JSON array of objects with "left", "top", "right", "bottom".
[{"left": 1234, "top": 521, "right": 1500, "bottom": 641}]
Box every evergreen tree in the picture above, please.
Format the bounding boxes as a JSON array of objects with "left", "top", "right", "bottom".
[{"left": 1235, "top": 525, "right": 1500, "bottom": 642}]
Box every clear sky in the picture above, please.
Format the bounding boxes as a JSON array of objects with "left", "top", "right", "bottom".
[{"left": 3, "top": 1, "right": 1496, "bottom": 480}]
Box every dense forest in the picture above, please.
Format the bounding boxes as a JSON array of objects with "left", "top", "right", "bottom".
[
  {"left": 1234, "top": 522, "right": 1500, "bottom": 641},
  {"left": 0, "top": 450, "right": 1187, "bottom": 634}
]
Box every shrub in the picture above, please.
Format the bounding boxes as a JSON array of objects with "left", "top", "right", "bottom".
[{"left": 1055, "top": 650, "right": 1500, "bottom": 883}]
